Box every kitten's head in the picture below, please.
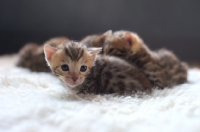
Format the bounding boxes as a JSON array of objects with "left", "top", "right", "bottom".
[
  {"left": 44, "top": 41, "right": 101, "bottom": 88},
  {"left": 103, "top": 31, "right": 143, "bottom": 57},
  {"left": 81, "top": 30, "right": 112, "bottom": 47}
]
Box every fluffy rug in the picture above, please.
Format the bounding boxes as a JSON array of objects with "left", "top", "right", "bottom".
[{"left": 0, "top": 55, "right": 200, "bottom": 132}]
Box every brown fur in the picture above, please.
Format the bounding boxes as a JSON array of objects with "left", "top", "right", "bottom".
[
  {"left": 17, "top": 37, "right": 69, "bottom": 72},
  {"left": 81, "top": 30, "right": 112, "bottom": 47},
  {"left": 44, "top": 41, "right": 152, "bottom": 94},
  {"left": 103, "top": 30, "right": 188, "bottom": 88}
]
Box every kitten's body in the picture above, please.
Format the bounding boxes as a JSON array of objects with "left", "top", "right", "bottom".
[
  {"left": 76, "top": 55, "right": 152, "bottom": 94},
  {"left": 103, "top": 30, "right": 188, "bottom": 88},
  {"left": 17, "top": 37, "right": 69, "bottom": 72},
  {"left": 44, "top": 41, "right": 152, "bottom": 94},
  {"left": 156, "top": 49, "right": 188, "bottom": 86},
  {"left": 81, "top": 34, "right": 102, "bottom": 47}
]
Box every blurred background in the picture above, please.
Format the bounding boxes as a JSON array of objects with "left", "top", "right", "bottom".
[{"left": 0, "top": 0, "right": 200, "bottom": 62}]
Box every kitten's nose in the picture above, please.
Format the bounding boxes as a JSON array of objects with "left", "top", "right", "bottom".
[{"left": 71, "top": 76, "right": 78, "bottom": 82}]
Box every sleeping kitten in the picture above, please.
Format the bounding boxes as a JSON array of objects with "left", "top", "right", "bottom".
[
  {"left": 81, "top": 30, "right": 112, "bottom": 47},
  {"left": 17, "top": 37, "right": 69, "bottom": 72},
  {"left": 103, "top": 30, "right": 188, "bottom": 88},
  {"left": 44, "top": 41, "right": 152, "bottom": 94}
]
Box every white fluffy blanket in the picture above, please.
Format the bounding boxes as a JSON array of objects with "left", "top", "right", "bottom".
[{"left": 0, "top": 55, "right": 200, "bottom": 132}]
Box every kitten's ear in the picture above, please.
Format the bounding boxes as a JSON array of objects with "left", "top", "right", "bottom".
[
  {"left": 103, "top": 30, "right": 112, "bottom": 37},
  {"left": 87, "top": 47, "right": 102, "bottom": 59},
  {"left": 123, "top": 33, "right": 134, "bottom": 47},
  {"left": 43, "top": 44, "right": 58, "bottom": 65},
  {"left": 100, "top": 30, "right": 112, "bottom": 42}
]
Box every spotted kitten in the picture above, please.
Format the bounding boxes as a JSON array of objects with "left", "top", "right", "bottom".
[
  {"left": 44, "top": 41, "right": 152, "bottom": 94},
  {"left": 17, "top": 37, "right": 69, "bottom": 72},
  {"left": 103, "top": 30, "right": 188, "bottom": 88}
]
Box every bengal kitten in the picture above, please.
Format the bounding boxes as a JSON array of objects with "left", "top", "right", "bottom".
[
  {"left": 43, "top": 41, "right": 152, "bottom": 94},
  {"left": 17, "top": 37, "right": 69, "bottom": 72},
  {"left": 103, "top": 30, "right": 188, "bottom": 88}
]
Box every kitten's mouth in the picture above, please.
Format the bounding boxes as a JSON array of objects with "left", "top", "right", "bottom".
[{"left": 64, "top": 78, "right": 84, "bottom": 88}]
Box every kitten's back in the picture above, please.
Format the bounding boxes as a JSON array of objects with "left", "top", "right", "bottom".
[
  {"left": 157, "top": 49, "right": 188, "bottom": 86},
  {"left": 80, "top": 55, "right": 153, "bottom": 94}
]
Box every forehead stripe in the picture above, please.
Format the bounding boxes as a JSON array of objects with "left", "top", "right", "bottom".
[
  {"left": 65, "top": 45, "right": 84, "bottom": 61},
  {"left": 76, "top": 48, "right": 84, "bottom": 61},
  {"left": 65, "top": 48, "right": 73, "bottom": 60}
]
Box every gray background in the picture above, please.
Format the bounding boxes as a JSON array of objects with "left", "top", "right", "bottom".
[{"left": 0, "top": 0, "right": 200, "bottom": 61}]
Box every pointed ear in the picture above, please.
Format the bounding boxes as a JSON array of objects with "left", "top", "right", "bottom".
[
  {"left": 100, "top": 30, "right": 112, "bottom": 42},
  {"left": 43, "top": 44, "right": 58, "bottom": 65},
  {"left": 87, "top": 47, "right": 102, "bottom": 59},
  {"left": 103, "top": 30, "right": 112, "bottom": 37},
  {"left": 123, "top": 33, "right": 134, "bottom": 47}
]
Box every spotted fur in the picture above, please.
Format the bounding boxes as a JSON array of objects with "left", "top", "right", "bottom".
[
  {"left": 81, "top": 30, "right": 112, "bottom": 48},
  {"left": 103, "top": 30, "right": 188, "bottom": 88},
  {"left": 17, "top": 37, "right": 69, "bottom": 72},
  {"left": 44, "top": 41, "right": 152, "bottom": 94}
]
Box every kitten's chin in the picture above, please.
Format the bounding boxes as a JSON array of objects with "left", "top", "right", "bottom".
[
  {"left": 66, "top": 83, "right": 80, "bottom": 88},
  {"left": 65, "top": 84, "right": 77, "bottom": 88}
]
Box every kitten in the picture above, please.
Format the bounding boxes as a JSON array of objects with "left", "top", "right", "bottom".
[
  {"left": 81, "top": 30, "right": 112, "bottom": 47},
  {"left": 103, "top": 30, "right": 188, "bottom": 88},
  {"left": 44, "top": 41, "right": 152, "bottom": 94},
  {"left": 17, "top": 37, "right": 69, "bottom": 72}
]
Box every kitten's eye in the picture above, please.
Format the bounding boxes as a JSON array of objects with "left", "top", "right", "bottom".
[
  {"left": 80, "top": 65, "right": 87, "bottom": 72},
  {"left": 61, "top": 64, "right": 69, "bottom": 71}
]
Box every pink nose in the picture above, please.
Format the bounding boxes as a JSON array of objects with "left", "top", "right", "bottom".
[{"left": 71, "top": 76, "right": 78, "bottom": 82}]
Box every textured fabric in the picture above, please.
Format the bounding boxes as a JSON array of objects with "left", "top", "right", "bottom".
[{"left": 0, "top": 55, "right": 200, "bottom": 132}]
